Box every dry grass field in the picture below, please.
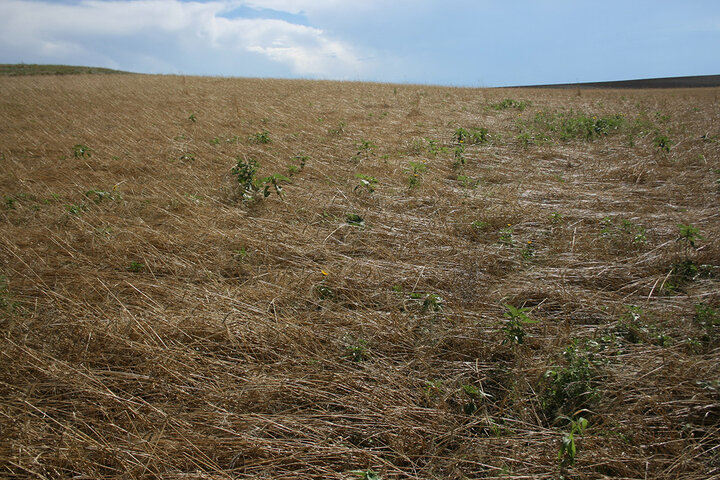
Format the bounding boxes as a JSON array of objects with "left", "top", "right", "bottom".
[{"left": 1, "top": 73, "right": 719, "bottom": 479}]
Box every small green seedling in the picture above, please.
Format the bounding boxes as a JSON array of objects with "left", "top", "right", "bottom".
[
  {"left": 492, "top": 98, "right": 529, "bottom": 111},
  {"left": 517, "top": 132, "right": 534, "bottom": 146},
  {"left": 599, "top": 216, "right": 646, "bottom": 246},
  {"left": 542, "top": 344, "right": 600, "bottom": 418},
  {"left": 293, "top": 154, "right": 309, "bottom": 169},
  {"left": 233, "top": 247, "right": 249, "bottom": 261},
  {"left": 677, "top": 223, "right": 703, "bottom": 251},
  {"left": 315, "top": 285, "right": 334, "bottom": 300},
  {"left": 85, "top": 189, "right": 114, "bottom": 203},
  {"left": 422, "top": 293, "right": 443, "bottom": 312},
  {"left": 453, "top": 144, "right": 466, "bottom": 167},
  {"left": 694, "top": 303, "right": 719, "bottom": 343},
  {"left": 351, "top": 469, "right": 381, "bottom": 480},
  {"left": 664, "top": 260, "right": 701, "bottom": 295},
  {"left": 408, "top": 161, "right": 427, "bottom": 174},
  {"left": 455, "top": 127, "right": 489, "bottom": 145},
  {"left": 231, "top": 157, "right": 259, "bottom": 198},
  {"left": 425, "top": 138, "right": 447, "bottom": 156},
  {"left": 230, "top": 158, "right": 290, "bottom": 201},
  {"left": 345, "top": 338, "right": 369, "bottom": 362},
  {"left": 620, "top": 219, "right": 646, "bottom": 244},
  {"left": 461, "top": 383, "right": 489, "bottom": 415},
  {"left": 249, "top": 130, "right": 271, "bottom": 144},
  {"left": 471, "top": 220, "right": 490, "bottom": 231},
  {"left": 65, "top": 203, "right": 86, "bottom": 215},
  {"left": 521, "top": 240, "right": 535, "bottom": 259},
  {"left": 456, "top": 174, "right": 478, "bottom": 189},
  {"left": 499, "top": 224, "right": 514, "bottom": 245},
  {"left": 127, "top": 262, "right": 144, "bottom": 272},
  {"left": 259, "top": 173, "right": 291, "bottom": 198},
  {"left": 73, "top": 144, "right": 92, "bottom": 158},
  {"left": 655, "top": 111, "right": 670, "bottom": 123},
  {"left": 501, "top": 304, "right": 536, "bottom": 344},
  {"left": 424, "top": 379, "right": 444, "bottom": 400},
  {"left": 354, "top": 139, "right": 375, "bottom": 162},
  {"left": 406, "top": 161, "right": 427, "bottom": 187},
  {"left": 354, "top": 174, "right": 378, "bottom": 193},
  {"left": 346, "top": 213, "right": 365, "bottom": 227},
  {"left": 558, "top": 416, "right": 588, "bottom": 468},
  {"left": 327, "top": 121, "right": 346, "bottom": 135},
  {"left": 654, "top": 135, "right": 672, "bottom": 153},
  {"left": 210, "top": 134, "right": 239, "bottom": 145}
]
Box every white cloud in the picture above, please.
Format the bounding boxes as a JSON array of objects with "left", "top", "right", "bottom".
[
  {"left": 239, "top": 0, "right": 349, "bottom": 15},
  {"left": 239, "top": 0, "right": 422, "bottom": 16},
  {"left": 209, "top": 16, "right": 364, "bottom": 76},
  {"left": 0, "top": 0, "right": 371, "bottom": 78}
]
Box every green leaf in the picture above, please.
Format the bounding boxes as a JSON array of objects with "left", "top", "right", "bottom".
[
  {"left": 351, "top": 469, "right": 381, "bottom": 480},
  {"left": 346, "top": 213, "right": 365, "bottom": 227},
  {"left": 462, "top": 384, "right": 480, "bottom": 397}
]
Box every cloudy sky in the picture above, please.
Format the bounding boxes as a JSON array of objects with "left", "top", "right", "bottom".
[{"left": 0, "top": 0, "right": 718, "bottom": 86}]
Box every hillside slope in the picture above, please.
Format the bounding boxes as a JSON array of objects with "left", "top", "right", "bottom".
[
  {"left": 1, "top": 74, "right": 719, "bottom": 479},
  {"left": 0, "top": 63, "right": 129, "bottom": 76},
  {"left": 521, "top": 74, "right": 720, "bottom": 89}
]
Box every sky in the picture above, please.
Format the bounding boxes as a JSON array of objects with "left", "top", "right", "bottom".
[{"left": 0, "top": 0, "right": 718, "bottom": 87}]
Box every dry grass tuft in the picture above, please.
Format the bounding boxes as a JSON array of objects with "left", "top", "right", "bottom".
[{"left": 1, "top": 74, "right": 719, "bottom": 479}]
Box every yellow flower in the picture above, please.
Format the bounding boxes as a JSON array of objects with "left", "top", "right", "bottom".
[{"left": 321, "top": 270, "right": 328, "bottom": 276}]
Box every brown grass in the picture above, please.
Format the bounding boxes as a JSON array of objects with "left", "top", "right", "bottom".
[{"left": 1, "top": 74, "right": 719, "bottom": 479}]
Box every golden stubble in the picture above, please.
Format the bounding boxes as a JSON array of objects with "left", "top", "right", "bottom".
[{"left": 0, "top": 74, "right": 719, "bottom": 479}]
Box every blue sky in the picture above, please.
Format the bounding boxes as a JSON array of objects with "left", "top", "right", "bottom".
[{"left": 0, "top": 0, "right": 718, "bottom": 87}]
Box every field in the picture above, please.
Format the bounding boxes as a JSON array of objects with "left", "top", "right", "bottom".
[
  {"left": 0, "top": 64, "right": 129, "bottom": 76},
  {"left": 0, "top": 72, "right": 719, "bottom": 479},
  {"left": 520, "top": 74, "right": 720, "bottom": 90}
]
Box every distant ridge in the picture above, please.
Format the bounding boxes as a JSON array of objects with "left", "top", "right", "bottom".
[
  {"left": 514, "top": 74, "right": 720, "bottom": 89},
  {"left": 0, "top": 64, "right": 130, "bottom": 76}
]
